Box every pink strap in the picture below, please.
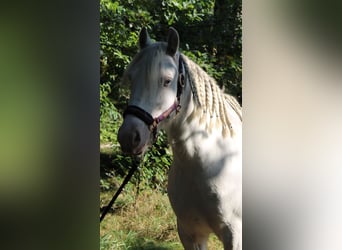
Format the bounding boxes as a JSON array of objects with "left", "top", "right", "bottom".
[{"left": 154, "top": 100, "right": 179, "bottom": 125}]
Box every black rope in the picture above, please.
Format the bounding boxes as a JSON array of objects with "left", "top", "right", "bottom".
[{"left": 100, "top": 157, "right": 141, "bottom": 222}]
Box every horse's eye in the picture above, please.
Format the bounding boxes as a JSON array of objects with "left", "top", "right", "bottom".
[{"left": 164, "top": 79, "right": 172, "bottom": 87}]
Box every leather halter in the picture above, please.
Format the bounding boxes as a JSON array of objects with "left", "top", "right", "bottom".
[{"left": 123, "top": 55, "right": 185, "bottom": 141}]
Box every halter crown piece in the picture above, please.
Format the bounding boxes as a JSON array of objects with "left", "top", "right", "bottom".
[{"left": 123, "top": 55, "right": 185, "bottom": 142}]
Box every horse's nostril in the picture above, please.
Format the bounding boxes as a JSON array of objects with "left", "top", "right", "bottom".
[{"left": 133, "top": 130, "right": 141, "bottom": 146}]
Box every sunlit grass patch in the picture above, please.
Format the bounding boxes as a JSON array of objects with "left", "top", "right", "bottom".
[{"left": 100, "top": 188, "right": 182, "bottom": 249}]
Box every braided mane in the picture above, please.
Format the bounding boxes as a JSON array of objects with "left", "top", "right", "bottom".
[{"left": 182, "top": 55, "right": 242, "bottom": 137}]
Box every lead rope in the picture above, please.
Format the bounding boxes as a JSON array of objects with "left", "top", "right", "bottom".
[{"left": 100, "top": 156, "right": 142, "bottom": 222}]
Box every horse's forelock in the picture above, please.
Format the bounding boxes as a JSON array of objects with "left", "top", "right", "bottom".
[{"left": 125, "top": 42, "right": 178, "bottom": 86}]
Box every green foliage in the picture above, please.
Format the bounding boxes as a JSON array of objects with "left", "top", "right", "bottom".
[
  {"left": 160, "top": 0, "right": 214, "bottom": 25},
  {"left": 100, "top": 82, "right": 121, "bottom": 143},
  {"left": 139, "top": 131, "right": 172, "bottom": 192},
  {"left": 100, "top": 0, "right": 242, "bottom": 102},
  {"left": 100, "top": 0, "right": 242, "bottom": 191},
  {"left": 101, "top": 133, "right": 172, "bottom": 193}
]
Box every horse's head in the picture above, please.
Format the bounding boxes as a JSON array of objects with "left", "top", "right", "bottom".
[{"left": 118, "top": 27, "right": 182, "bottom": 155}]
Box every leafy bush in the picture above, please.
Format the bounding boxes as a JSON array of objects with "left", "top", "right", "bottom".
[
  {"left": 102, "top": 133, "right": 172, "bottom": 193},
  {"left": 100, "top": 82, "right": 121, "bottom": 143},
  {"left": 138, "top": 131, "right": 172, "bottom": 192}
]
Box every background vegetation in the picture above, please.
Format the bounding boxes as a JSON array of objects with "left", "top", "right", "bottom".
[{"left": 100, "top": 0, "right": 241, "bottom": 248}]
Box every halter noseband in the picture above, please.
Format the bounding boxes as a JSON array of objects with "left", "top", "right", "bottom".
[{"left": 123, "top": 55, "right": 185, "bottom": 141}]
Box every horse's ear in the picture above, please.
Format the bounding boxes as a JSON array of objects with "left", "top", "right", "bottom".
[
  {"left": 166, "top": 27, "right": 179, "bottom": 57},
  {"left": 139, "top": 27, "right": 152, "bottom": 49}
]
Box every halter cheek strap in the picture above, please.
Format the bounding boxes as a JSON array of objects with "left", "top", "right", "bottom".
[
  {"left": 123, "top": 55, "right": 185, "bottom": 142},
  {"left": 124, "top": 100, "right": 179, "bottom": 141}
]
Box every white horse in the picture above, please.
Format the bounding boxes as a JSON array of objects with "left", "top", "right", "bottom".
[{"left": 118, "top": 27, "right": 242, "bottom": 250}]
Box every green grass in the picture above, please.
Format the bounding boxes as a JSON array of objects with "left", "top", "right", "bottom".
[
  {"left": 100, "top": 184, "right": 182, "bottom": 250},
  {"left": 100, "top": 181, "right": 223, "bottom": 249},
  {"left": 100, "top": 231, "right": 181, "bottom": 250}
]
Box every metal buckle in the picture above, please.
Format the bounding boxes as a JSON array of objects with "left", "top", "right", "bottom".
[{"left": 179, "top": 73, "right": 185, "bottom": 88}]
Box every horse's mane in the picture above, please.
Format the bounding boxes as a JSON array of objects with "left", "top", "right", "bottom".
[{"left": 182, "top": 55, "right": 242, "bottom": 137}]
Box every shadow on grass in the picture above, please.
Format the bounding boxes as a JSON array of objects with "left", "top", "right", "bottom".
[
  {"left": 100, "top": 151, "right": 140, "bottom": 218},
  {"left": 100, "top": 152, "right": 117, "bottom": 179},
  {"left": 100, "top": 151, "right": 134, "bottom": 180}
]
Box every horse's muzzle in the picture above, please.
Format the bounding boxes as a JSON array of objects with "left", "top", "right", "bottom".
[{"left": 117, "top": 115, "right": 151, "bottom": 155}]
